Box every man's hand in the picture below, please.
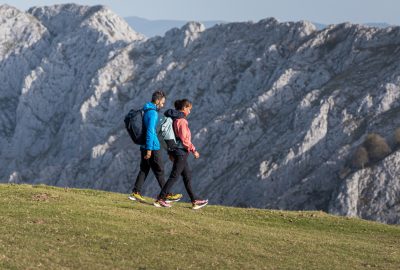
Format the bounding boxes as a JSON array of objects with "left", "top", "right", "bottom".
[
  {"left": 144, "top": 150, "right": 152, "bottom": 160},
  {"left": 169, "top": 155, "right": 174, "bottom": 162},
  {"left": 193, "top": 151, "right": 200, "bottom": 159}
]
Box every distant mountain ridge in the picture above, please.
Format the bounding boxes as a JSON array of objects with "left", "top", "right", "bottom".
[
  {"left": 124, "top": 16, "right": 224, "bottom": 37},
  {"left": 1, "top": 4, "right": 400, "bottom": 224},
  {"left": 124, "top": 16, "right": 394, "bottom": 37},
  {"left": 313, "top": 22, "right": 393, "bottom": 30}
]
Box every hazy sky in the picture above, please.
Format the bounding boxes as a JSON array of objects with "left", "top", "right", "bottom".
[{"left": 1, "top": 0, "right": 399, "bottom": 25}]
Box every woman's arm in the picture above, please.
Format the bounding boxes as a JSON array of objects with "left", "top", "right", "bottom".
[{"left": 175, "top": 119, "right": 196, "bottom": 153}]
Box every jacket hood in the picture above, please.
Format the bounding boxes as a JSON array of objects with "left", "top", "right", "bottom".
[
  {"left": 143, "top": 102, "right": 157, "bottom": 111},
  {"left": 164, "top": 109, "right": 185, "bottom": 119}
]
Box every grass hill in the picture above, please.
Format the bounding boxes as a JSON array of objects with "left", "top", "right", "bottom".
[{"left": 0, "top": 184, "right": 399, "bottom": 269}]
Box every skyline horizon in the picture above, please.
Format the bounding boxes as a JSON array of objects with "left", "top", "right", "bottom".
[
  {"left": 123, "top": 15, "right": 395, "bottom": 26},
  {"left": 0, "top": 3, "right": 396, "bottom": 27},
  {"left": 0, "top": 0, "right": 399, "bottom": 26}
]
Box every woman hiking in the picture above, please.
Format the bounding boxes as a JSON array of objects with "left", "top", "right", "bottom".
[{"left": 154, "top": 99, "right": 208, "bottom": 210}]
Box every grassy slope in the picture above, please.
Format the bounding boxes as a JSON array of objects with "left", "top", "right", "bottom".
[{"left": 0, "top": 184, "right": 399, "bottom": 269}]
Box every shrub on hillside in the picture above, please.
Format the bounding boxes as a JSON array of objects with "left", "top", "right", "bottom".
[
  {"left": 351, "top": 146, "right": 369, "bottom": 169},
  {"left": 362, "top": 133, "right": 391, "bottom": 162},
  {"left": 395, "top": 128, "right": 400, "bottom": 146},
  {"left": 339, "top": 166, "right": 351, "bottom": 179}
]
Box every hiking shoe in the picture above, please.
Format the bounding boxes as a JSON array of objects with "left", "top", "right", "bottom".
[
  {"left": 153, "top": 199, "right": 172, "bottom": 208},
  {"left": 192, "top": 199, "right": 208, "bottom": 210},
  {"left": 165, "top": 193, "right": 183, "bottom": 202},
  {"left": 128, "top": 192, "right": 146, "bottom": 202}
]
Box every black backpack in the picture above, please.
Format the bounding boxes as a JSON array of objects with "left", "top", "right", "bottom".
[{"left": 124, "top": 108, "right": 154, "bottom": 145}]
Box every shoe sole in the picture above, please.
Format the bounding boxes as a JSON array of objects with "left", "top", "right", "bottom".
[
  {"left": 165, "top": 198, "right": 181, "bottom": 203},
  {"left": 153, "top": 202, "right": 161, "bottom": 207},
  {"left": 153, "top": 202, "right": 171, "bottom": 208},
  {"left": 129, "top": 196, "right": 148, "bottom": 204},
  {"left": 192, "top": 202, "right": 208, "bottom": 210}
]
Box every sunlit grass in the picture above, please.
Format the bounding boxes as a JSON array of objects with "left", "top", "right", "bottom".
[{"left": 0, "top": 184, "right": 399, "bottom": 269}]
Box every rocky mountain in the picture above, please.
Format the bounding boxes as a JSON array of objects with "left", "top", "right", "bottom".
[
  {"left": 330, "top": 151, "right": 400, "bottom": 224},
  {"left": 124, "top": 16, "right": 223, "bottom": 37},
  {"left": 0, "top": 4, "right": 399, "bottom": 224},
  {"left": 313, "top": 22, "right": 393, "bottom": 30},
  {"left": 123, "top": 17, "right": 393, "bottom": 37}
]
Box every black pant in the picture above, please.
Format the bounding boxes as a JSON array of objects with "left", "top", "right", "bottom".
[
  {"left": 133, "top": 149, "right": 166, "bottom": 193},
  {"left": 158, "top": 152, "right": 197, "bottom": 202}
]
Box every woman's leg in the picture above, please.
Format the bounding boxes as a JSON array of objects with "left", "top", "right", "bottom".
[
  {"left": 158, "top": 154, "right": 187, "bottom": 199},
  {"left": 181, "top": 159, "right": 198, "bottom": 202}
]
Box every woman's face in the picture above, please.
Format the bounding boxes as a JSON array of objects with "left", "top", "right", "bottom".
[{"left": 182, "top": 105, "right": 192, "bottom": 116}]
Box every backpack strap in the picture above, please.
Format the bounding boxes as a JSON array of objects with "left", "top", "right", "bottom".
[
  {"left": 143, "top": 107, "right": 156, "bottom": 112},
  {"left": 141, "top": 108, "right": 157, "bottom": 130}
]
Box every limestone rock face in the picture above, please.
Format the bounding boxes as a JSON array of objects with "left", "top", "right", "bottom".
[
  {"left": 329, "top": 151, "right": 400, "bottom": 224},
  {"left": 1, "top": 4, "right": 399, "bottom": 224}
]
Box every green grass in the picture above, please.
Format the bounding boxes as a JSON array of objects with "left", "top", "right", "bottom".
[{"left": 0, "top": 184, "right": 399, "bottom": 269}]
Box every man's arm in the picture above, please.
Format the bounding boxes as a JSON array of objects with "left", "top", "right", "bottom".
[{"left": 144, "top": 110, "right": 158, "bottom": 159}]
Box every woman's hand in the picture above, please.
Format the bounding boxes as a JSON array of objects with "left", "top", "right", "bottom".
[{"left": 193, "top": 151, "right": 200, "bottom": 159}]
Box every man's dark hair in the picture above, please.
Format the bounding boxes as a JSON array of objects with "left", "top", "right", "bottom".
[{"left": 151, "top": 90, "right": 166, "bottom": 102}]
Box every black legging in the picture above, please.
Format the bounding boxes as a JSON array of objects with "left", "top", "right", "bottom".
[
  {"left": 133, "top": 149, "right": 166, "bottom": 193},
  {"left": 158, "top": 152, "right": 198, "bottom": 202}
]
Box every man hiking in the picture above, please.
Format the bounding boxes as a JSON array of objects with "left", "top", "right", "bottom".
[{"left": 128, "top": 91, "right": 182, "bottom": 203}]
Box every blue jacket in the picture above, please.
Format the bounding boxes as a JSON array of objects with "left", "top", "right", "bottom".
[{"left": 141, "top": 102, "right": 160, "bottom": 151}]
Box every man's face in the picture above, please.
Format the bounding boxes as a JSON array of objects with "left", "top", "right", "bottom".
[{"left": 156, "top": 97, "right": 165, "bottom": 109}]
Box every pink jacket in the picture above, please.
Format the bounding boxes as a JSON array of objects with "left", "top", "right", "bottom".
[{"left": 174, "top": 118, "right": 196, "bottom": 153}]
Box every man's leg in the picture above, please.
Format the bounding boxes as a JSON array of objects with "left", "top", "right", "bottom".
[
  {"left": 149, "top": 150, "right": 166, "bottom": 189},
  {"left": 132, "top": 149, "right": 151, "bottom": 193}
]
